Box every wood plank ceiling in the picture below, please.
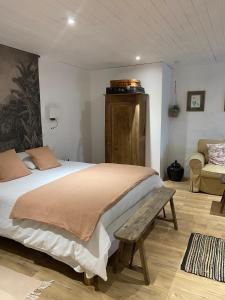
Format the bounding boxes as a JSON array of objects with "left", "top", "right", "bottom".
[{"left": 0, "top": 0, "right": 224, "bottom": 69}]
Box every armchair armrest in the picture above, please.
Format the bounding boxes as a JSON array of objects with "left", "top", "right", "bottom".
[
  {"left": 189, "top": 152, "right": 205, "bottom": 169},
  {"left": 189, "top": 152, "right": 205, "bottom": 192}
]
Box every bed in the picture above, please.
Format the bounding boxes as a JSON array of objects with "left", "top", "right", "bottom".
[{"left": 0, "top": 160, "right": 163, "bottom": 281}]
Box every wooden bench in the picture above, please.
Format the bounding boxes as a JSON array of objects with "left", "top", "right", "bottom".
[{"left": 113, "top": 187, "right": 177, "bottom": 285}]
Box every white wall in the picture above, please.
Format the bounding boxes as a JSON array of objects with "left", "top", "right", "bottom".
[
  {"left": 38, "top": 59, "right": 173, "bottom": 174},
  {"left": 161, "top": 64, "right": 173, "bottom": 176},
  {"left": 39, "top": 58, "right": 225, "bottom": 178},
  {"left": 90, "top": 63, "right": 171, "bottom": 175},
  {"left": 39, "top": 57, "right": 92, "bottom": 162},
  {"left": 168, "top": 62, "right": 225, "bottom": 176}
]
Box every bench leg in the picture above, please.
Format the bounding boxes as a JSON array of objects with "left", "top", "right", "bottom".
[
  {"left": 162, "top": 207, "right": 166, "bottom": 218},
  {"left": 113, "top": 241, "right": 124, "bottom": 273},
  {"left": 137, "top": 240, "right": 150, "bottom": 285},
  {"left": 170, "top": 197, "right": 178, "bottom": 230},
  {"left": 220, "top": 190, "right": 225, "bottom": 213},
  {"left": 129, "top": 242, "right": 136, "bottom": 268}
]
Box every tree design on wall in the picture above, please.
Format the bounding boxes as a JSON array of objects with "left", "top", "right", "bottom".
[{"left": 0, "top": 44, "right": 42, "bottom": 152}]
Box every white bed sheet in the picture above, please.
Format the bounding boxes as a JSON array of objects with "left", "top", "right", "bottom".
[{"left": 0, "top": 161, "right": 163, "bottom": 280}]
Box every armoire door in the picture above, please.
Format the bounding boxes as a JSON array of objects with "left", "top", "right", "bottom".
[{"left": 106, "top": 101, "right": 135, "bottom": 164}]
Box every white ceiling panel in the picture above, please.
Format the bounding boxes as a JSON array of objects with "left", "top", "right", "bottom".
[{"left": 0, "top": 0, "right": 224, "bottom": 69}]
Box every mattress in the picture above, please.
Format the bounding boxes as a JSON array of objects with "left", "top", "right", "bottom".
[{"left": 0, "top": 161, "right": 163, "bottom": 280}]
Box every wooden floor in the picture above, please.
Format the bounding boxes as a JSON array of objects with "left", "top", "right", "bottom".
[{"left": 1, "top": 180, "right": 225, "bottom": 299}]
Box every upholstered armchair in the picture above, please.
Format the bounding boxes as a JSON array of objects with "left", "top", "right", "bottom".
[{"left": 189, "top": 139, "right": 225, "bottom": 195}]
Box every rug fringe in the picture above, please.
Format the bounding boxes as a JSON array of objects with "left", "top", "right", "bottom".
[{"left": 25, "top": 280, "right": 54, "bottom": 300}]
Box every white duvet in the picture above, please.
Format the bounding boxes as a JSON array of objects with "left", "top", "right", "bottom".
[{"left": 0, "top": 161, "right": 163, "bottom": 280}]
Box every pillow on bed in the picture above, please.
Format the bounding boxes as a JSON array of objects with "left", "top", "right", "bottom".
[
  {"left": 0, "top": 149, "right": 31, "bottom": 182},
  {"left": 26, "top": 146, "right": 61, "bottom": 171},
  {"left": 17, "top": 152, "right": 37, "bottom": 170}
]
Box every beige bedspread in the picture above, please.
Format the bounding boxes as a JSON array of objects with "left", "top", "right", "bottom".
[{"left": 10, "top": 163, "right": 157, "bottom": 241}]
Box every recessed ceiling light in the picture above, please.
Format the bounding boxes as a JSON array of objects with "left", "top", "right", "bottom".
[
  {"left": 136, "top": 56, "right": 141, "bottom": 61},
  {"left": 67, "top": 17, "right": 75, "bottom": 25}
]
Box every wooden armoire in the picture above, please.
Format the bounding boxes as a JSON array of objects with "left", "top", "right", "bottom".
[{"left": 105, "top": 93, "right": 148, "bottom": 166}]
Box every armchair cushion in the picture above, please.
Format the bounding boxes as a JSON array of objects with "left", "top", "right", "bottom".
[{"left": 201, "top": 164, "right": 225, "bottom": 179}]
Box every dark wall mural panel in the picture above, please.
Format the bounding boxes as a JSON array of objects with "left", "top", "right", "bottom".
[{"left": 0, "top": 44, "right": 42, "bottom": 152}]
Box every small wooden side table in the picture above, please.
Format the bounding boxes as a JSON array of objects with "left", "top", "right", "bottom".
[{"left": 220, "top": 175, "right": 225, "bottom": 213}]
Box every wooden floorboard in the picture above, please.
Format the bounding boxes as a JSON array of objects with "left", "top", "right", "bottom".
[{"left": 1, "top": 180, "right": 225, "bottom": 299}]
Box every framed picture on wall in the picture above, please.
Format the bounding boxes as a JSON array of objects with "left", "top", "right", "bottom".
[{"left": 187, "top": 91, "right": 205, "bottom": 112}]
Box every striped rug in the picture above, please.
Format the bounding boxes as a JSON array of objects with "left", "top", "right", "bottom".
[{"left": 181, "top": 233, "right": 225, "bottom": 282}]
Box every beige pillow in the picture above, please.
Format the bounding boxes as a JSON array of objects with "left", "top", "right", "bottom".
[
  {"left": 0, "top": 149, "right": 31, "bottom": 182},
  {"left": 26, "top": 146, "right": 61, "bottom": 171}
]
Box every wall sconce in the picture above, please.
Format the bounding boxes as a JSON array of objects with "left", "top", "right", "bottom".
[{"left": 49, "top": 107, "right": 59, "bottom": 129}]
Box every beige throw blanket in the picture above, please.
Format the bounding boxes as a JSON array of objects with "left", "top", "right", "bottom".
[{"left": 10, "top": 163, "right": 157, "bottom": 241}]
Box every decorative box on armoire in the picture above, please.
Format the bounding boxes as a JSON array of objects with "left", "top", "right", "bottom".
[{"left": 105, "top": 93, "right": 148, "bottom": 166}]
